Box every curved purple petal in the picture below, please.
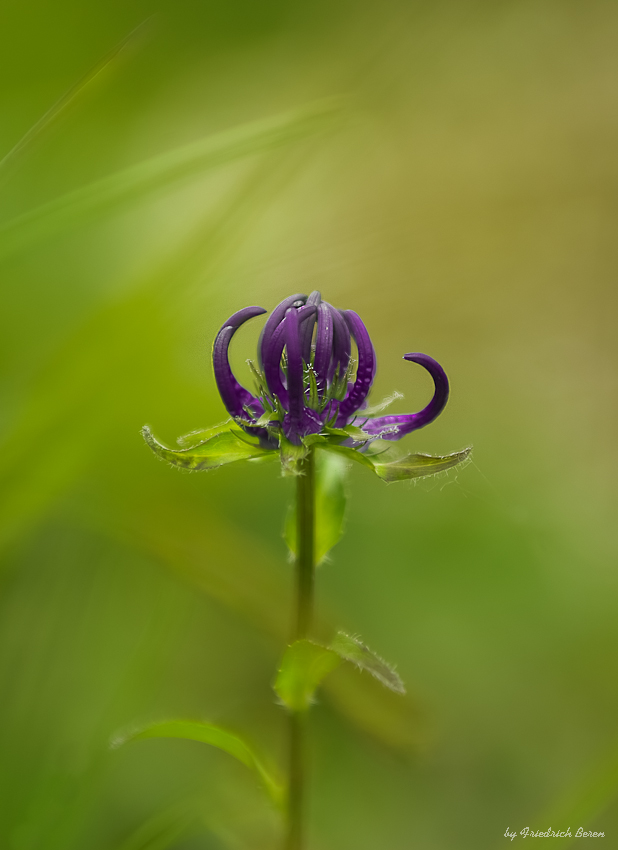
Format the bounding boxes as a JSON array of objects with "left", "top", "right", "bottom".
[
  {"left": 327, "top": 305, "right": 351, "bottom": 384},
  {"left": 284, "top": 305, "right": 317, "bottom": 416},
  {"left": 213, "top": 306, "right": 266, "bottom": 418},
  {"left": 359, "top": 353, "right": 449, "bottom": 440},
  {"left": 335, "top": 311, "right": 376, "bottom": 425},
  {"left": 258, "top": 293, "right": 306, "bottom": 370},
  {"left": 313, "top": 302, "right": 334, "bottom": 393},
  {"left": 299, "top": 290, "right": 321, "bottom": 364},
  {"left": 262, "top": 304, "right": 318, "bottom": 412},
  {"left": 263, "top": 316, "right": 290, "bottom": 408},
  {"left": 281, "top": 305, "right": 322, "bottom": 443}
]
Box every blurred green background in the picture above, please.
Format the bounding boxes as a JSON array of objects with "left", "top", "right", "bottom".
[{"left": 1, "top": 0, "right": 617, "bottom": 847}]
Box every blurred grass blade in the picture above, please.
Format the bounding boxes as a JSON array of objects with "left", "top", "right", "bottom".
[
  {"left": 284, "top": 449, "right": 348, "bottom": 563},
  {"left": 0, "top": 142, "right": 302, "bottom": 559},
  {"left": 112, "top": 719, "right": 284, "bottom": 808},
  {"left": 330, "top": 631, "right": 405, "bottom": 694},
  {"left": 0, "top": 18, "right": 152, "bottom": 179},
  {"left": 142, "top": 426, "right": 273, "bottom": 470},
  {"left": 113, "top": 798, "right": 260, "bottom": 850},
  {"left": 114, "top": 801, "right": 200, "bottom": 850},
  {"left": 0, "top": 98, "right": 341, "bottom": 261},
  {"left": 274, "top": 640, "right": 341, "bottom": 712},
  {"left": 84, "top": 481, "right": 427, "bottom": 756}
]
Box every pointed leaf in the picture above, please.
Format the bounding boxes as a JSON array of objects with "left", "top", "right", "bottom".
[
  {"left": 330, "top": 632, "right": 405, "bottom": 694},
  {"left": 274, "top": 640, "right": 341, "bottom": 711},
  {"left": 275, "top": 632, "right": 405, "bottom": 713},
  {"left": 142, "top": 426, "right": 272, "bottom": 471},
  {"left": 284, "top": 450, "right": 349, "bottom": 563},
  {"left": 322, "top": 424, "right": 367, "bottom": 443},
  {"left": 341, "top": 424, "right": 370, "bottom": 442},
  {"left": 322, "top": 425, "right": 350, "bottom": 439},
  {"left": 371, "top": 447, "right": 472, "bottom": 482},
  {"left": 301, "top": 433, "right": 328, "bottom": 447},
  {"left": 112, "top": 719, "right": 283, "bottom": 807}
]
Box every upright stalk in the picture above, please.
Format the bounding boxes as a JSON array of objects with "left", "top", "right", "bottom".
[
  {"left": 286, "top": 447, "right": 315, "bottom": 850},
  {"left": 295, "top": 448, "right": 315, "bottom": 641}
]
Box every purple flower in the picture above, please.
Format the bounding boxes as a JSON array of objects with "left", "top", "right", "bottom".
[
  {"left": 142, "top": 290, "right": 468, "bottom": 479},
  {"left": 213, "top": 291, "right": 449, "bottom": 447}
]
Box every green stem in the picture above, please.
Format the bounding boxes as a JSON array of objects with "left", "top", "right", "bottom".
[
  {"left": 295, "top": 448, "right": 315, "bottom": 641},
  {"left": 285, "top": 447, "right": 315, "bottom": 850}
]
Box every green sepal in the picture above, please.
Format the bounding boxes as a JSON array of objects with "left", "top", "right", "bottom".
[
  {"left": 341, "top": 424, "right": 369, "bottom": 442},
  {"left": 330, "top": 632, "right": 405, "bottom": 694},
  {"left": 319, "top": 442, "right": 376, "bottom": 471},
  {"left": 284, "top": 450, "right": 348, "bottom": 564},
  {"left": 142, "top": 426, "right": 273, "bottom": 471},
  {"left": 306, "top": 368, "right": 320, "bottom": 411},
  {"left": 323, "top": 424, "right": 369, "bottom": 443},
  {"left": 322, "top": 425, "right": 349, "bottom": 439},
  {"left": 278, "top": 435, "right": 309, "bottom": 476},
  {"left": 321, "top": 441, "right": 471, "bottom": 482},
  {"left": 329, "top": 358, "right": 356, "bottom": 402},
  {"left": 274, "top": 640, "right": 341, "bottom": 712},
  {"left": 111, "top": 719, "right": 284, "bottom": 808},
  {"left": 176, "top": 420, "right": 234, "bottom": 449},
  {"left": 301, "top": 433, "right": 328, "bottom": 448},
  {"left": 370, "top": 445, "right": 472, "bottom": 482}
]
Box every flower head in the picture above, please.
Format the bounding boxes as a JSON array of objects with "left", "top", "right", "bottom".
[
  {"left": 142, "top": 291, "right": 470, "bottom": 480},
  {"left": 213, "top": 291, "right": 449, "bottom": 447}
]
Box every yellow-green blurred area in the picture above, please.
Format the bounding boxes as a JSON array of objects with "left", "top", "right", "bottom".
[{"left": 1, "top": 0, "right": 617, "bottom": 847}]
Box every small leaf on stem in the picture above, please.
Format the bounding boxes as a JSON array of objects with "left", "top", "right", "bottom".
[
  {"left": 274, "top": 631, "right": 405, "bottom": 713},
  {"left": 330, "top": 632, "right": 405, "bottom": 694},
  {"left": 274, "top": 640, "right": 341, "bottom": 712}
]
